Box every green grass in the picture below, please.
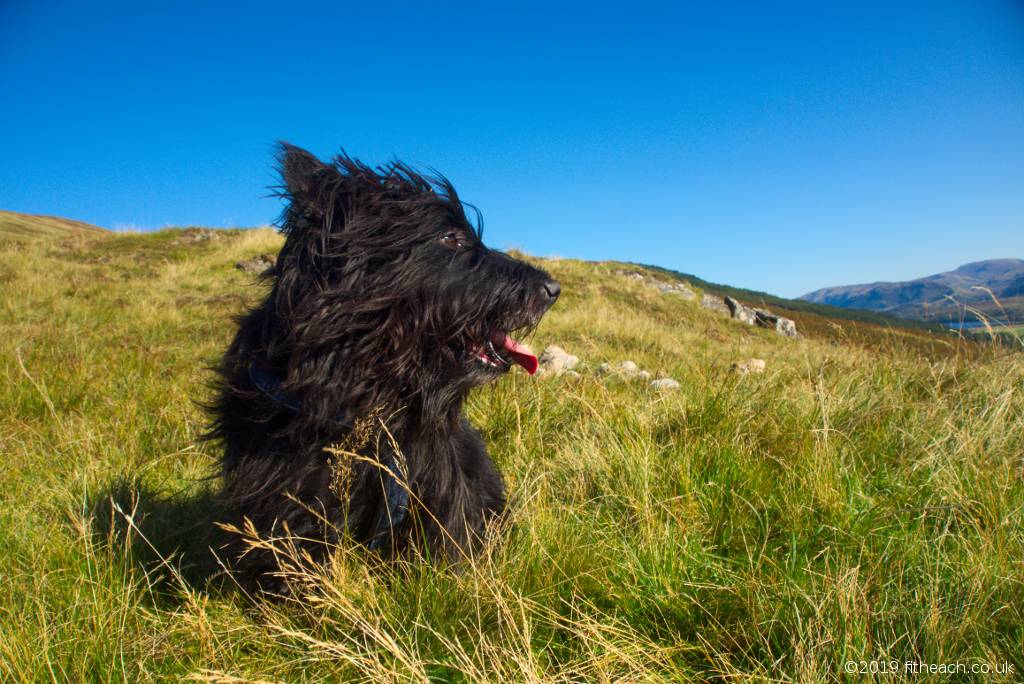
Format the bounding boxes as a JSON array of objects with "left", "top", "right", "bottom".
[{"left": 2, "top": 224, "right": 1022, "bottom": 682}]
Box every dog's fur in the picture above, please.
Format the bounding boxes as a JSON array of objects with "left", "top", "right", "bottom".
[{"left": 207, "top": 143, "right": 559, "bottom": 592}]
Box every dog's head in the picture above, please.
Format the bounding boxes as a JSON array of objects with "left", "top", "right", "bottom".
[{"left": 270, "top": 143, "right": 559, "bottom": 393}]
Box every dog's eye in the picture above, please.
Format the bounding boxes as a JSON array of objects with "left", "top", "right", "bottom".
[{"left": 439, "top": 230, "right": 469, "bottom": 250}]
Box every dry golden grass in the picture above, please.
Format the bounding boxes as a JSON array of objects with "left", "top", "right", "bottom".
[{"left": 1, "top": 223, "right": 1021, "bottom": 682}]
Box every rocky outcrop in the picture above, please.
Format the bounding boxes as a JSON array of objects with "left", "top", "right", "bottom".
[
  {"left": 614, "top": 270, "right": 796, "bottom": 337},
  {"left": 701, "top": 293, "right": 731, "bottom": 316},
  {"left": 706, "top": 294, "right": 799, "bottom": 338},
  {"left": 617, "top": 270, "right": 697, "bottom": 301},
  {"left": 753, "top": 310, "right": 798, "bottom": 338},
  {"left": 655, "top": 282, "right": 697, "bottom": 300},
  {"left": 175, "top": 228, "right": 222, "bottom": 244},
  {"left": 725, "top": 297, "right": 757, "bottom": 325}
]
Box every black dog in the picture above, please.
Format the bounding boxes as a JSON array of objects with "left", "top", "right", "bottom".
[{"left": 207, "top": 143, "right": 559, "bottom": 592}]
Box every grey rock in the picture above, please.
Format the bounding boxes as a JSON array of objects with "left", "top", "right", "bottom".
[
  {"left": 618, "top": 360, "right": 640, "bottom": 376},
  {"left": 236, "top": 253, "right": 276, "bottom": 275},
  {"left": 176, "top": 227, "right": 222, "bottom": 244},
  {"left": 753, "top": 309, "right": 799, "bottom": 338},
  {"left": 598, "top": 360, "right": 646, "bottom": 380},
  {"left": 775, "top": 317, "right": 798, "bottom": 338},
  {"left": 657, "top": 282, "right": 697, "bottom": 300},
  {"left": 725, "top": 296, "right": 757, "bottom": 325},
  {"left": 701, "top": 293, "right": 731, "bottom": 316},
  {"left": 650, "top": 377, "right": 681, "bottom": 390},
  {"left": 615, "top": 270, "right": 647, "bottom": 282},
  {"left": 669, "top": 283, "right": 697, "bottom": 300},
  {"left": 618, "top": 270, "right": 696, "bottom": 301}
]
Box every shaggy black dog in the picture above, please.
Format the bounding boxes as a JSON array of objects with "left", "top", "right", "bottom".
[{"left": 207, "top": 143, "right": 560, "bottom": 592}]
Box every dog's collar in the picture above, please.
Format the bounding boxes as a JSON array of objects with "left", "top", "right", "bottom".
[
  {"left": 247, "top": 362, "right": 410, "bottom": 549},
  {"left": 249, "top": 363, "right": 302, "bottom": 413}
]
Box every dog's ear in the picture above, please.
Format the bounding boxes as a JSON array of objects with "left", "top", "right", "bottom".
[{"left": 277, "top": 142, "right": 344, "bottom": 222}]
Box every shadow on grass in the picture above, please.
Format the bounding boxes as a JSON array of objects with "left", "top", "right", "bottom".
[{"left": 87, "top": 476, "right": 231, "bottom": 602}]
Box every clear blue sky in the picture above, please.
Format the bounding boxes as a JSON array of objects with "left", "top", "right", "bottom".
[{"left": 2, "top": 1, "right": 1022, "bottom": 297}]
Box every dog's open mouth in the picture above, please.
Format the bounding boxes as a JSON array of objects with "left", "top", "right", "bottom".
[{"left": 474, "top": 332, "right": 538, "bottom": 375}]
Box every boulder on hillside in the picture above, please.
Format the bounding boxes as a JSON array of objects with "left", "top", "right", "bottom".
[
  {"left": 617, "top": 270, "right": 697, "bottom": 301},
  {"left": 721, "top": 296, "right": 800, "bottom": 338},
  {"left": 753, "top": 309, "right": 799, "bottom": 338},
  {"left": 701, "top": 293, "right": 731, "bottom": 316},
  {"left": 725, "top": 296, "right": 758, "bottom": 325}
]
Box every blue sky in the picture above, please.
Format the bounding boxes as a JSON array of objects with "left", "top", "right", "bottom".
[{"left": 1, "top": 1, "right": 1022, "bottom": 297}]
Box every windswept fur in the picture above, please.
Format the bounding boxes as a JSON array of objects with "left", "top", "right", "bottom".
[{"left": 207, "top": 143, "right": 559, "bottom": 593}]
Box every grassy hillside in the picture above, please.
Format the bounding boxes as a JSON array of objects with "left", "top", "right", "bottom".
[
  {"left": 2, "top": 227, "right": 1022, "bottom": 682},
  {"left": 638, "top": 262, "right": 951, "bottom": 332},
  {"left": 0, "top": 210, "right": 108, "bottom": 242},
  {"left": 631, "top": 262, "right": 1008, "bottom": 360}
]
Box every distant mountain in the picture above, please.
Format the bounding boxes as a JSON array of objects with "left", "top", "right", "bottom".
[
  {"left": 0, "top": 210, "right": 108, "bottom": 241},
  {"left": 800, "top": 259, "right": 1024, "bottom": 325}
]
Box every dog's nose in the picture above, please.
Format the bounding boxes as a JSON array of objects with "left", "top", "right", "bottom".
[{"left": 542, "top": 280, "right": 561, "bottom": 301}]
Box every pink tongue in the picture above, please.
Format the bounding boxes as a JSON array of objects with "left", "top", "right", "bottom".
[{"left": 500, "top": 334, "right": 538, "bottom": 375}]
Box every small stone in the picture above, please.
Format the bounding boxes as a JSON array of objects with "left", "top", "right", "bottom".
[
  {"left": 599, "top": 360, "right": 657, "bottom": 381},
  {"left": 235, "top": 253, "right": 276, "bottom": 275},
  {"left": 650, "top": 377, "right": 681, "bottom": 390},
  {"left": 731, "top": 358, "right": 766, "bottom": 375},
  {"left": 616, "top": 360, "right": 641, "bottom": 378},
  {"left": 538, "top": 345, "right": 580, "bottom": 377}
]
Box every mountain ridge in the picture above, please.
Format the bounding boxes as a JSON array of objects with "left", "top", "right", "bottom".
[{"left": 800, "top": 258, "right": 1024, "bottom": 325}]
